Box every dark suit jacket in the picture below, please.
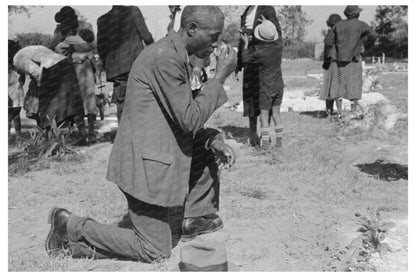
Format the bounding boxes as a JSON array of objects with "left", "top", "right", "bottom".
[
  {"left": 97, "top": 6, "right": 154, "bottom": 81},
  {"left": 236, "top": 6, "right": 282, "bottom": 72},
  {"left": 106, "top": 31, "right": 227, "bottom": 207}
]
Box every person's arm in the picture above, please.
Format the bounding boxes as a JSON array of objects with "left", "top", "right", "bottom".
[
  {"left": 197, "top": 128, "right": 236, "bottom": 168},
  {"left": 96, "top": 16, "right": 108, "bottom": 68},
  {"left": 47, "top": 26, "right": 64, "bottom": 51},
  {"left": 322, "top": 30, "right": 334, "bottom": 69},
  {"left": 235, "top": 14, "right": 245, "bottom": 74},
  {"left": 362, "top": 22, "right": 378, "bottom": 47},
  {"left": 240, "top": 33, "right": 258, "bottom": 64},
  {"left": 132, "top": 6, "right": 154, "bottom": 46},
  {"left": 13, "top": 52, "right": 42, "bottom": 85},
  {"left": 18, "top": 72, "right": 26, "bottom": 86},
  {"left": 150, "top": 54, "right": 227, "bottom": 134}
]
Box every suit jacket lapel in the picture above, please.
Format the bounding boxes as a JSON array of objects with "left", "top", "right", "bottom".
[
  {"left": 241, "top": 6, "right": 251, "bottom": 27},
  {"left": 254, "top": 6, "right": 262, "bottom": 29}
]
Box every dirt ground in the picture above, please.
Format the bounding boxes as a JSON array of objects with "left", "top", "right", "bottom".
[{"left": 8, "top": 60, "right": 408, "bottom": 271}]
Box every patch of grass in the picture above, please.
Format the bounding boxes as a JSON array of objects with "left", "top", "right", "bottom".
[{"left": 240, "top": 187, "right": 268, "bottom": 200}]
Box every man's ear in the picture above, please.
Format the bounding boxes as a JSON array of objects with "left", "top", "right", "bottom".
[{"left": 186, "top": 22, "right": 199, "bottom": 37}]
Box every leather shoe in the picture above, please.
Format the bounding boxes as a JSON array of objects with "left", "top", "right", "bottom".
[
  {"left": 181, "top": 214, "right": 223, "bottom": 241},
  {"left": 45, "top": 207, "right": 71, "bottom": 257}
]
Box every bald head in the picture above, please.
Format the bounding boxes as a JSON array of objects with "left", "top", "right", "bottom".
[{"left": 180, "top": 6, "right": 224, "bottom": 30}]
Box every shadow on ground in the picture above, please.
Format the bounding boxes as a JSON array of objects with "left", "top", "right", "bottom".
[
  {"left": 299, "top": 110, "right": 329, "bottom": 119},
  {"left": 218, "top": 125, "right": 250, "bottom": 144},
  {"left": 355, "top": 159, "right": 408, "bottom": 181}
]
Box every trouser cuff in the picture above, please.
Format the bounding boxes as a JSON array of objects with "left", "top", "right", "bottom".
[{"left": 184, "top": 206, "right": 218, "bottom": 218}]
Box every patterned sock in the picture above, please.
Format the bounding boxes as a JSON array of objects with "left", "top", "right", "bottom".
[
  {"left": 260, "top": 128, "right": 270, "bottom": 146},
  {"left": 275, "top": 127, "right": 283, "bottom": 148}
]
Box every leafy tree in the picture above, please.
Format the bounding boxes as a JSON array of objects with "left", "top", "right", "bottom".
[
  {"left": 8, "top": 5, "right": 38, "bottom": 17},
  {"left": 219, "top": 6, "right": 246, "bottom": 47},
  {"left": 14, "top": 33, "right": 52, "bottom": 48},
  {"left": 371, "top": 5, "right": 408, "bottom": 59},
  {"left": 277, "top": 6, "right": 312, "bottom": 45}
]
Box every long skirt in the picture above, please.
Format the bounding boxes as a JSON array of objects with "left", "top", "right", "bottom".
[
  {"left": 337, "top": 58, "right": 363, "bottom": 101},
  {"left": 320, "top": 61, "right": 341, "bottom": 100},
  {"left": 38, "top": 59, "right": 84, "bottom": 128},
  {"left": 242, "top": 63, "right": 260, "bottom": 117},
  {"left": 74, "top": 59, "right": 97, "bottom": 115}
]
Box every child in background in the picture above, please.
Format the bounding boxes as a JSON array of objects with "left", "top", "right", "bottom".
[{"left": 240, "top": 18, "right": 284, "bottom": 149}]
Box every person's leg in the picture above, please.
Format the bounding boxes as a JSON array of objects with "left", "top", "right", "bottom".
[
  {"left": 8, "top": 108, "right": 13, "bottom": 137},
  {"left": 243, "top": 64, "right": 260, "bottom": 147},
  {"left": 112, "top": 73, "right": 129, "bottom": 123},
  {"left": 47, "top": 193, "right": 174, "bottom": 263},
  {"left": 325, "top": 99, "right": 335, "bottom": 115},
  {"left": 13, "top": 107, "right": 22, "bottom": 136},
  {"left": 335, "top": 98, "right": 343, "bottom": 118},
  {"left": 259, "top": 109, "right": 270, "bottom": 148},
  {"left": 183, "top": 128, "right": 223, "bottom": 240},
  {"left": 249, "top": 116, "right": 259, "bottom": 146},
  {"left": 271, "top": 105, "right": 283, "bottom": 148},
  {"left": 87, "top": 114, "right": 96, "bottom": 143},
  {"left": 74, "top": 114, "right": 88, "bottom": 145},
  {"left": 351, "top": 100, "right": 358, "bottom": 115},
  {"left": 9, "top": 107, "right": 22, "bottom": 137}
]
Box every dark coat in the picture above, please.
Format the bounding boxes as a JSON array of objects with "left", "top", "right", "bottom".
[
  {"left": 97, "top": 6, "right": 154, "bottom": 81},
  {"left": 322, "top": 29, "right": 336, "bottom": 70},
  {"left": 236, "top": 5, "right": 282, "bottom": 72},
  {"left": 241, "top": 42, "right": 284, "bottom": 98},
  {"left": 332, "top": 18, "right": 377, "bottom": 62},
  {"left": 106, "top": 31, "right": 227, "bottom": 207}
]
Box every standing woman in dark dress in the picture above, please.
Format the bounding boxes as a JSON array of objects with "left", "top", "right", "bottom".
[
  {"left": 332, "top": 6, "right": 378, "bottom": 118},
  {"left": 48, "top": 6, "right": 98, "bottom": 143},
  {"left": 320, "top": 13, "right": 342, "bottom": 117}
]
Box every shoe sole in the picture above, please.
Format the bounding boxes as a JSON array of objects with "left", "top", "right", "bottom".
[
  {"left": 180, "top": 222, "right": 224, "bottom": 242},
  {"left": 45, "top": 207, "right": 59, "bottom": 254}
]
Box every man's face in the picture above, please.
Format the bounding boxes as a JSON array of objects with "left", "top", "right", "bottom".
[{"left": 189, "top": 20, "right": 223, "bottom": 59}]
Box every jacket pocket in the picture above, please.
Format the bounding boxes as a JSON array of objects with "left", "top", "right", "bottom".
[{"left": 141, "top": 150, "right": 173, "bottom": 197}]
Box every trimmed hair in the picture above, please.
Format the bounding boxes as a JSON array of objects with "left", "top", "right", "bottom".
[{"left": 180, "top": 6, "right": 224, "bottom": 29}]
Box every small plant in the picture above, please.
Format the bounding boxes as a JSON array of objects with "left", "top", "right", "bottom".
[
  {"left": 9, "top": 117, "right": 83, "bottom": 176},
  {"left": 341, "top": 208, "right": 395, "bottom": 271},
  {"left": 31, "top": 115, "right": 79, "bottom": 158}
]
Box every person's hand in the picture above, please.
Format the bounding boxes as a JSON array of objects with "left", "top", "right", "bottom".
[
  {"left": 258, "top": 14, "right": 267, "bottom": 23},
  {"left": 233, "top": 71, "right": 239, "bottom": 81},
  {"left": 192, "top": 66, "right": 202, "bottom": 79},
  {"left": 240, "top": 33, "right": 249, "bottom": 48},
  {"left": 62, "top": 44, "right": 75, "bottom": 56},
  {"left": 210, "top": 140, "right": 236, "bottom": 169},
  {"left": 214, "top": 44, "right": 237, "bottom": 84}
]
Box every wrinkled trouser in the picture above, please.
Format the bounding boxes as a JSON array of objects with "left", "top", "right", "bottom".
[
  {"left": 111, "top": 73, "right": 129, "bottom": 122},
  {"left": 67, "top": 129, "right": 220, "bottom": 262}
]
